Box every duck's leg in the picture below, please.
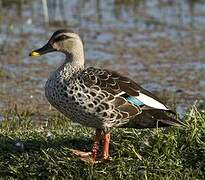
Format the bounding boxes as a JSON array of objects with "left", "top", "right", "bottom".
[
  {"left": 102, "top": 132, "right": 110, "bottom": 161},
  {"left": 71, "top": 129, "right": 102, "bottom": 163},
  {"left": 91, "top": 128, "right": 102, "bottom": 161}
]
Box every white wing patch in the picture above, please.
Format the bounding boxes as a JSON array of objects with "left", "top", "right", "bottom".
[
  {"left": 136, "top": 92, "right": 169, "bottom": 110},
  {"left": 114, "top": 91, "right": 125, "bottom": 97}
]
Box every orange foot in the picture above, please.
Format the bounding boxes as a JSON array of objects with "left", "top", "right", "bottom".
[
  {"left": 70, "top": 129, "right": 111, "bottom": 164},
  {"left": 70, "top": 149, "right": 112, "bottom": 164},
  {"left": 70, "top": 149, "right": 95, "bottom": 164}
]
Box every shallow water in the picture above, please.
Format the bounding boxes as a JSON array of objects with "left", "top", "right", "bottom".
[{"left": 0, "top": 0, "right": 205, "bottom": 120}]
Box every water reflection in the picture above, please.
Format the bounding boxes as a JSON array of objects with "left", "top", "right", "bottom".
[{"left": 27, "top": 0, "right": 205, "bottom": 30}]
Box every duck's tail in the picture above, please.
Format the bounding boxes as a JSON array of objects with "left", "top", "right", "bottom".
[{"left": 120, "top": 109, "right": 185, "bottom": 129}]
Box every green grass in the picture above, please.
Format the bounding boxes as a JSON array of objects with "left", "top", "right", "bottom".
[
  {"left": 0, "top": 69, "right": 9, "bottom": 78},
  {"left": 0, "top": 107, "right": 205, "bottom": 179}
]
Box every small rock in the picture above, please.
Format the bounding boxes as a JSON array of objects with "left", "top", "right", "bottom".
[{"left": 13, "top": 141, "right": 25, "bottom": 151}]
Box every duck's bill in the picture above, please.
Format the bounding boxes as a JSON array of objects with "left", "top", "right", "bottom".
[{"left": 29, "top": 43, "right": 56, "bottom": 57}]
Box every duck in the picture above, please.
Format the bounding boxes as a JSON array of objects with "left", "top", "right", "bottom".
[{"left": 29, "top": 29, "right": 184, "bottom": 164}]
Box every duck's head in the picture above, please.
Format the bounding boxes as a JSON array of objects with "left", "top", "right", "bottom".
[{"left": 29, "top": 29, "right": 83, "bottom": 57}]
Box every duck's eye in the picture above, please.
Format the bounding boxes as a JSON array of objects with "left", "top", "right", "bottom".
[{"left": 55, "top": 35, "right": 70, "bottom": 42}]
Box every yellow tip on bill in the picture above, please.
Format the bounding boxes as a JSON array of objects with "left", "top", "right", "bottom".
[{"left": 30, "top": 51, "right": 40, "bottom": 57}]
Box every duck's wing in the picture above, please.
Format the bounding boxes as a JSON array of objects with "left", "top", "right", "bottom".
[{"left": 81, "top": 67, "right": 182, "bottom": 127}]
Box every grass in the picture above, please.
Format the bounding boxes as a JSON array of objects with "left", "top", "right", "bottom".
[
  {"left": 0, "top": 107, "right": 205, "bottom": 179},
  {"left": 0, "top": 69, "right": 10, "bottom": 78}
]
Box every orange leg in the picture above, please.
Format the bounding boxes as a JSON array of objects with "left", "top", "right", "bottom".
[
  {"left": 71, "top": 129, "right": 102, "bottom": 164},
  {"left": 102, "top": 132, "right": 110, "bottom": 161},
  {"left": 91, "top": 128, "right": 102, "bottom": 161}
]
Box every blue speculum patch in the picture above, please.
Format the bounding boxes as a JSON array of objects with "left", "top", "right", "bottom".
[{"left": 126, "top": 96, "right": 144, "bottom": 106}]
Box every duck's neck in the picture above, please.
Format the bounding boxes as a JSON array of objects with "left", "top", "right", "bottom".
[
  {"left": 65, "top": 40, "right": 85, "bottom": 68},
  {"left": 65, "top": 49, "right": 84, "bottom": 69},
  {"left": 56, "top": 47, "right": 85, "bottom": 78}
]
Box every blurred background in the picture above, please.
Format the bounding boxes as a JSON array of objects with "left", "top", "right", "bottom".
[{"left": 0, "top": 0, "right": 205, "bottom": 124}]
